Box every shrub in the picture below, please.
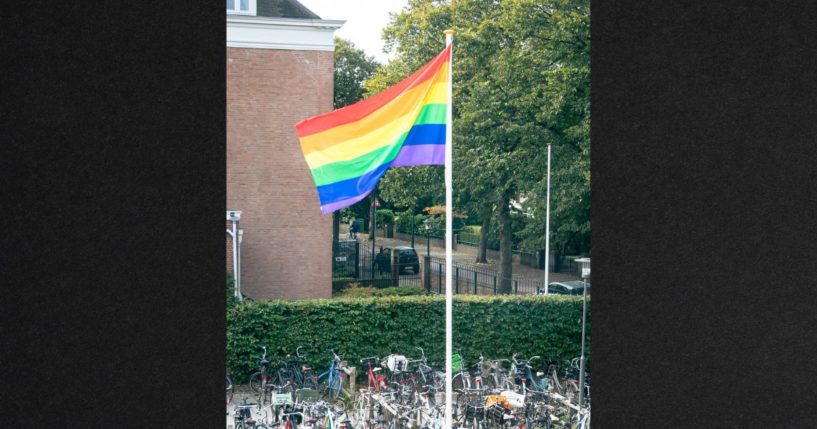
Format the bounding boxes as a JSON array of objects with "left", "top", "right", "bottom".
[
  {"left": 376, "top": 209, "right": 395, "bottom": 225},
  {"left": 227, "top": 295, "right": 590, "bottom": 383},
  {"left": 338, "top": 285, "right": 430, "bottom": 298},
  {"left": 395, "top": 213, "right": 427, "bottom": 235}
]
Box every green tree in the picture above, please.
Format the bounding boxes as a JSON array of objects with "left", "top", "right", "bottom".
[
  {"left": 334, "top": 37, "right": 380, "bottom": 109},
  {"left": 369, "top": 0, "right": 590, "bottom": 287}
]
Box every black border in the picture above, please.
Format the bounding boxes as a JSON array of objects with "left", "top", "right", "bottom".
[
  {"left": 3, "top": 1, "right": 817, "bottom": 426},
  {"left": 2, "top": 2, "right": 226, "bottom": 426},
  {"left": 593, "top": 1, "right": 817, "bottom": 426}
]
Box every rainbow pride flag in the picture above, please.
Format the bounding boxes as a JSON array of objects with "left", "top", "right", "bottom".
[{"left": 295, "top": 45, "right": 451, "bottom": 214}]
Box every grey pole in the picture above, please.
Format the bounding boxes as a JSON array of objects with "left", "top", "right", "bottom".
[
  {"left": 544, "top": 142, "right": 552, "bottom": 294},
  {"left": 577, "top": 276, "right": 588, "bottom": 413},
  {"left": 237, "top": 228, "right": 243, "bottom": 302},
  {"left": 232, "top": 220, "right": 239, "bottom": 299}
]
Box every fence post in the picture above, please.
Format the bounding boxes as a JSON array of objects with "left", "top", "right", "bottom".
[
  {"left": 455, "top": 267, "right": 460, "bottom": 294},
  {"left": 423, "top": 256, "right": 431, "bottom": 292},
  {"left": 474, "top": 271, "right": 478, "bottom": 294},
  {"left": 493, "top": 275, "right": 497, "bottom": 295},
  {"left": 354, "top": 241, "right": 360, "bottom": 278},
  {"left": 438, "top": 263, "right": 442, "bottom": 294},
  {"left": 391, "top": 249, "right": 399, "bottom": 287}
]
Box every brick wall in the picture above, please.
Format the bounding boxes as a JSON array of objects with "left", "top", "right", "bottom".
[{"left": 227, "top": 47, "right": 334, "bottom": 299}]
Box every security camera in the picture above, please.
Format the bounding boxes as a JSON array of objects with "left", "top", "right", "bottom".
[{"left": 226, "top": 210, "right": 241, "bottom": 221}]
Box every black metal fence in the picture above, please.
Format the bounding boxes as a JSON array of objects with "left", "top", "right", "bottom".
[
  {"left": 332, "top": 240, "right": 421, "bottom": 289},
  {"left": 334, "top": 240, "right": 577, "bottom": 295},
  {"left": 425, "top": 257, "right": 547, "bottom": 295}
]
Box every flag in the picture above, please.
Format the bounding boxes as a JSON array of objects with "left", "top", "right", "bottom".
[{"left": 295, "top": 45, "right": 451, "bottom": 214}]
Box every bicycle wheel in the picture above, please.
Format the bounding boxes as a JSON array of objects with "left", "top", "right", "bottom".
[
  {"left": 249, "top": 372, "right": 264, "bottom": 393},
  {"left": 302, "top": 372, "right": 319, "bottom": 389}
]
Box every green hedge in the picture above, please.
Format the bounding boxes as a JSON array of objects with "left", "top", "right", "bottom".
[
  {"left": 337, "top": 285, "right": 431, "bottom": 298},
  {"left": 227, "top": 295, "right": 590, "bottom": 383}
]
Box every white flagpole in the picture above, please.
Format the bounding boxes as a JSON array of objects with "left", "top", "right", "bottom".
[
  {"left": 544, "top": 142, "right": 551, "bottom": 294},
  {"left": 443, "top": 28, "right": 454, "bottom": 429}
]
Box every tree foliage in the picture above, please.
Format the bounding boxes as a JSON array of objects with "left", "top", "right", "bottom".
[
  {"left": 369, "top": 0, "right": 590, "bottom": 266},
  {"left": 334, "top": 37, "right": 380, "bottom": 109}
]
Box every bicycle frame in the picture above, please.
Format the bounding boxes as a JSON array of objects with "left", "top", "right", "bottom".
[
  {"left": 362, "top": 357, "right": 386, "bottom": 392},
  {"left": 318, "top": 351, "right": 345, "bottom": 399}
]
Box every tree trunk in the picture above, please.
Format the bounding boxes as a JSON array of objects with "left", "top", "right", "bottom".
[
  {"left": 332, "top": 212, "right": 340, "bottom": 243},
  {"left": 498, "top": 195, "right": 513, "bottom": 294},
  {"left": 475, "top": 206, "right": 491, "bottom": 263}
]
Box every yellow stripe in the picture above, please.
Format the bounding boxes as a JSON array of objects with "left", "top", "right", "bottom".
[
  {"left": 300, "top": 63, "right": 449, "bottom": 155},
  {"left": 302, "top": 81, "right": 449, "bottom": 169}
]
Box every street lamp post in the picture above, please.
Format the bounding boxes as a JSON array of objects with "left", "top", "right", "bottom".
[
  {"left": 423, "top": 218, "right": 431, "bottom": 257},
  {"left": 226, "top": 209, "right": 242, "bottom": 301},
  {"left": 411, "top": 215, "right": 415, "bottom": 248},
  {"left": 574, "top": 257, "right": 591, "bottom": 419}
]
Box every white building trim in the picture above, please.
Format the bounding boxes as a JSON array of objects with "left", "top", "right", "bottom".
[{"left": 227, "top": 16, "right": 344, "bottom": 51}]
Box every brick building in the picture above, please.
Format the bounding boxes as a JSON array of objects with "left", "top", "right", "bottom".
[{"left": 226, "top": 0, "right": 343, "bottom": 299}]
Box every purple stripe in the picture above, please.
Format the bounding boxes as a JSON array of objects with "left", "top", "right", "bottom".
[
  {"left": 320, "top": 193, "right": 370, "bottom": 215},
  {"left": 390, "top": 144, "right": 445, "bottom": 167}
]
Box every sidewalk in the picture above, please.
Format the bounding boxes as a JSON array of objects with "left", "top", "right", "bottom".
[{"left": 346, "top": 228, "right": 579, "bottom": 283}]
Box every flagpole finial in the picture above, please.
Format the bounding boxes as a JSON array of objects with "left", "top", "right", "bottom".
[{"left": 444, "top": 29, "right": 454, "bottom": 35}]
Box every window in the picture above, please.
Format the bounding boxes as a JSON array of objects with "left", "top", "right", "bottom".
[{"left": 227, "top": 0, "right": 256, "bottom": 16}]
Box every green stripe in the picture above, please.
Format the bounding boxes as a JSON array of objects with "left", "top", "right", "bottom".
[
  {"left": 310, "top": 103, "right": 447, "bottom": 186},
  {"left": 414, "top": 103, "right": 447, "bottom": 125}
]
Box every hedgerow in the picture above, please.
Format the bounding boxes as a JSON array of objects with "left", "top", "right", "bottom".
[{"left": 227, "top": 295, "right": 590, "bottom": 383}]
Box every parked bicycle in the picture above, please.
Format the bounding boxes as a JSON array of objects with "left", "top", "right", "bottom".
[
  {"left": 233, "top": 399, "right": 260, "bottom": 429},
  {"left": 511, "top": 354, "right": 548, "bottom": 394},
  {"left": 318, "top": 349, "right": 347, "bottom": 404},
  {"left": 276, "top": 346, "right": 318, "bottom": 392},
  {"left": 360, "top": 356, "right": 387, "bottom": 392},
  {"left": 249, "top": 346, "right": 276, "bottom": 402}
]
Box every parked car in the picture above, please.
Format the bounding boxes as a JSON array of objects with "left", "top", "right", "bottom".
[
  {"left": 374, "top": 246, "right": 420, "bottom": 275},
  {"left": 536, "top": 280, "right": 590, "bottom": 295}
]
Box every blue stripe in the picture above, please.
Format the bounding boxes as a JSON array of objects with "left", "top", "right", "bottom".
[
  {"left": 316, "top": 162, "right": 392, "bottom": 205},
  {"left": 403, "top": 123, "right": 446, "bottom": 147},
  {"left": 314, "top": 123, "right": 446, "bottom": 206}
]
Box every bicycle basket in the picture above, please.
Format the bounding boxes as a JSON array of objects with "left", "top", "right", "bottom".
[
  {"left": 236, "top": 406, "right": 252, "bottom": 420},
  {"left": 272, "top": 392, "right": 294, "bottom": 406},
  {"left": 451, "top": 353, "right": 462, "bottom": 373},
  {"left": 485, "top": 395, "right": 511, "bottom": 410},
  {"left": 486, "top": 404, "right": 508, "bottom": 425},
  {"left": 386, "top": 355, "right": 408, "bottom": 372},
  {"left": 501, "top": 390, "right": 525, "bottom": 408},
  {"left": 465, "top": 404, "right": 485, "bottom": 421},
  {"left": 295, "top": 388, "right": 321, "bottom": 403},
  {"left": 360, "top": 357, "right": 378, "bottom": 367}
]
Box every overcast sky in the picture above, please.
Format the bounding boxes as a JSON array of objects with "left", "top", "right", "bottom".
[{"left": 297, "top": 0, "right": 409, "bottom": 64}]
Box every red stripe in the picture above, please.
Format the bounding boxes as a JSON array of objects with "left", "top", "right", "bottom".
[{"left": 295, "top": 45, "right": 451, "bottom": 137}]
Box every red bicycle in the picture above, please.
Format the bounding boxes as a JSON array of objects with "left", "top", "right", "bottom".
[{"left": 360, "top": 356, "right": 387, "bottom": 392}]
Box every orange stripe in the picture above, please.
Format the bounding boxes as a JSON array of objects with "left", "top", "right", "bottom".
[
  {"left": 294, "top": 45, "right": 451, "bottom": 137},
  {"left": 299, "top": 65, "right": 448, "bottom": 156}
]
